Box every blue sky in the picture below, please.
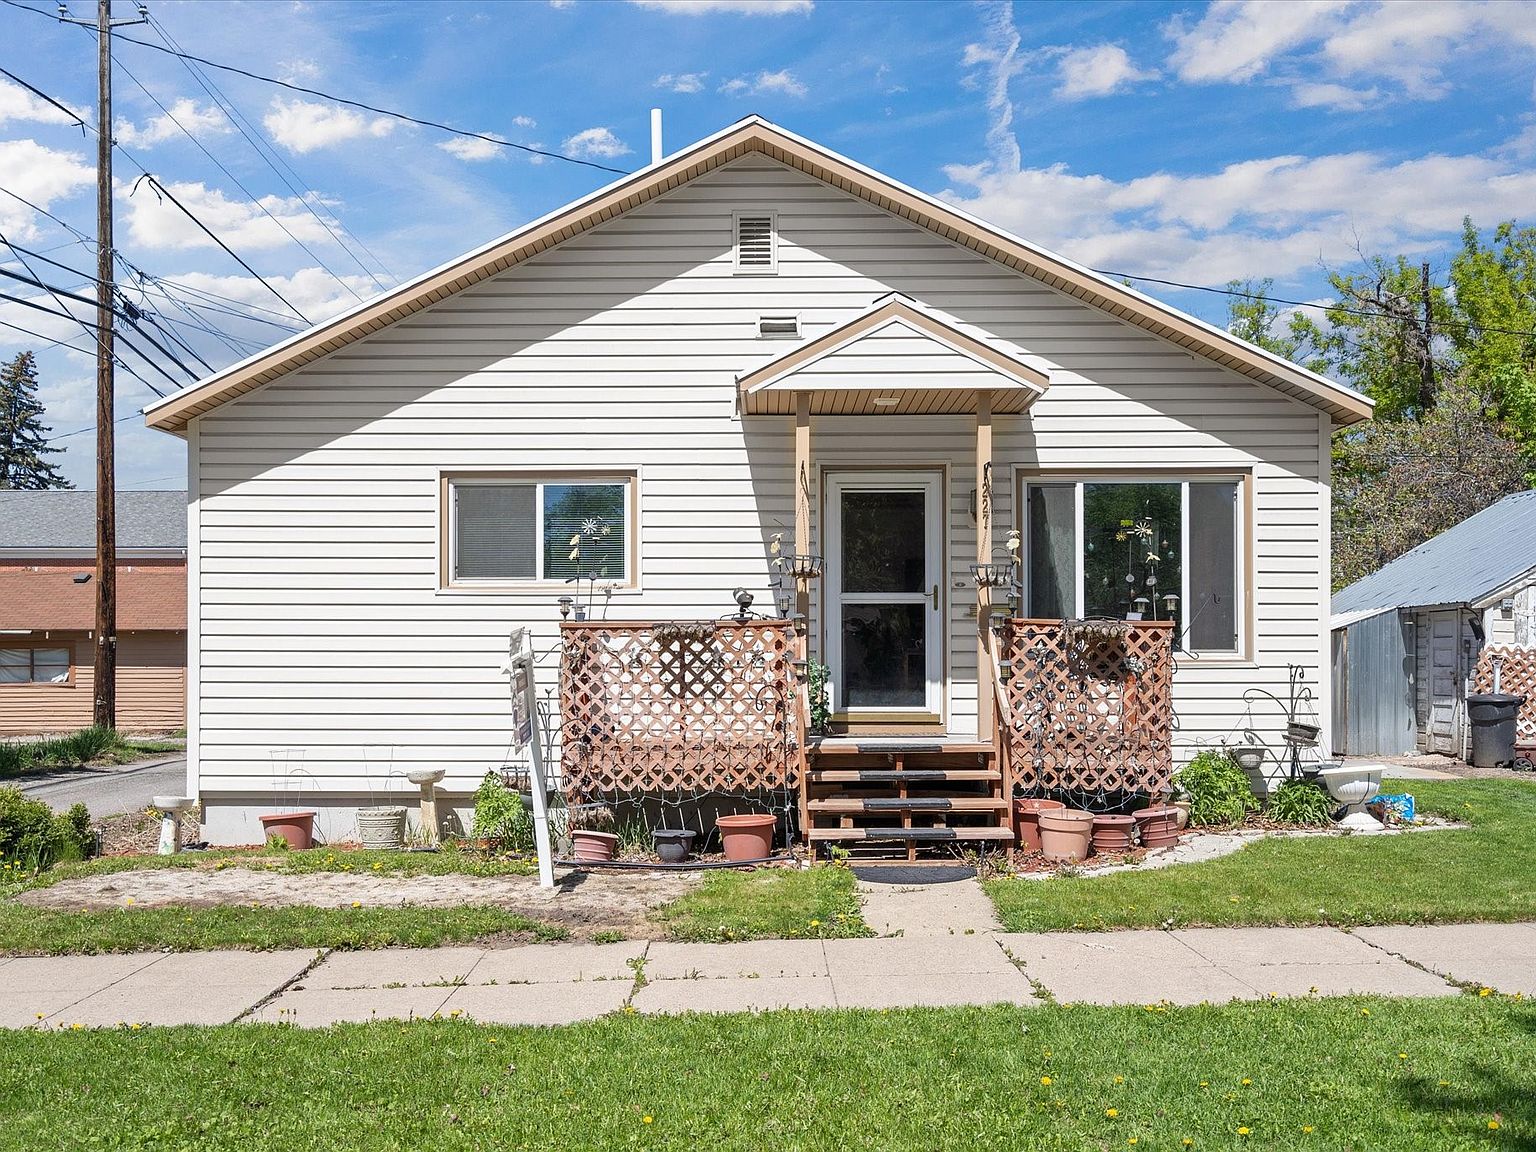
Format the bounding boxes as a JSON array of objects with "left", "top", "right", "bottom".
[{"left": 2, "top": 0, "right": 1535, "bottom": 489}]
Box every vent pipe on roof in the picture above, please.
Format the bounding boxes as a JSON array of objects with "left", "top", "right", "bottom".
[{"left": 651, "top": 108, "right": 662, "bottom": 165}]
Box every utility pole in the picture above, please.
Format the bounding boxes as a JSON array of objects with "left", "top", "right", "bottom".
[{"left": 59, "top": 0, "right": 147, "bottom": 728}]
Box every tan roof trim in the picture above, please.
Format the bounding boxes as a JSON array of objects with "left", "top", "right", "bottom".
[
  {"left": 737, "top": 294, "right": 1050, "bottom": 404},
  {"left": 144, "top": 117, "right": 1372, "bottom": 434}
]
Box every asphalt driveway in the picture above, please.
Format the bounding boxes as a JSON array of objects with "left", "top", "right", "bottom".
[{"left": 16, "top": 758, "right": 188, "bottom": 817}]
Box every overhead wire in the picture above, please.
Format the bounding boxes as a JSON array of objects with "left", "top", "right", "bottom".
[{"left": 0, "top": 290, "right": 172, "bottom": 394}]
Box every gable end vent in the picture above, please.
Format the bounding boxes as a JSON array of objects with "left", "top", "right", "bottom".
[
  {"left": 734, "top": 213, "right": 776, "bottom": 274},
  {"left": 757, "top": 314, "right": 800, "bottom": 338}
]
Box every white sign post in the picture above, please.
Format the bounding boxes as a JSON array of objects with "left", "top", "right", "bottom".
[{"left": 506, "top": 628, "right": 555, "bottom": 889}]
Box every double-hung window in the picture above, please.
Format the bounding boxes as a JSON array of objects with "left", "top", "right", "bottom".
[
  {"left": 0, "top": 647, "right": 71, "bottom": 685},
  {"left": 1021, "top": 476, "right": 1244, "bottom": 654},
  {"left": 447, "top": 475, "right": 634, "bottom": 586}
]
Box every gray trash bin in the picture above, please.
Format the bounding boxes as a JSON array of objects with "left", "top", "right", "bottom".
[{"left": 1467, "top": 693, "right": 1524, "bottom": 768}]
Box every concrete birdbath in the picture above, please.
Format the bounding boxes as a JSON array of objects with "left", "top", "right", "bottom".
[
  {"left": 151, "top": 795, "right": 196, "bottom": 856},
  {"left": 1316, "top": 764, "right": 1385, "bottom": 831},
  {"left": 406, "top": 768, "right": 446, "bottom": 847}
]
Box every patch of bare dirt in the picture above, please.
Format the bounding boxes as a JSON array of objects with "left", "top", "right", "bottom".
[
  {"left": 17, "top": 866, "right": 700, "bottom": 939},
  {"left": 95, "top": 808, "right": 202, "bottom": 855}
]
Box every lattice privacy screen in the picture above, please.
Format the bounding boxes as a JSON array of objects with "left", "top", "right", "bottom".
[
  {"left": 1000, "top": 618, "right": 1174, "bottom": 798},
  {"left": 1473, "top": 645, "right": 1536, "bottom": 744},
  {"left": 557, "top": 620, "right": 802, "bottom": 802}
]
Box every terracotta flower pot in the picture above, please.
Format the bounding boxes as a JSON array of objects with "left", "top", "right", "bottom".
[
  {"left": 1013, "top": 798, "right": 1067, "bottom": 852},
  {"left": 258, "top": 811, "right": 316, "bottom": 850},
  {"left": 1133, "top": 805, "right": 1182, "bottom": 849},
  {"left": 1037, "top": 809, "right": 1095, "bottom": 861},
  {"left": 572, "top": 829, "right": 619, "bottom": 862},
  {"left": 652, "top": 828, "right": 696, "bottom": 864},
  {"left": 716, "top": 812, "right": 776, "bottom": 861},
  {"left": 1091, "top": 814, "right": 1136, "bottom": 854}
]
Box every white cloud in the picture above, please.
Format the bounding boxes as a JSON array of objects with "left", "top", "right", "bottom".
[
  {"left": 262, "top": 97, "right": 394, "bottom": 154},
  {"left": 961, "top": 0, "right": 1023, "bottom": 174},
  {"left": 1288, "top": 81, "right": 1380, "bottom": 111},
  {"left": 0, "top": 140, "right": 93, "bottom": 240},
  {"left": 513, "top": 115, "right": 537, "bottom": 129},
  {"left": 438, "top": 134, "right": 506, "bottom": 161},
  {"left": 1165, "top": 0, "right": 1536, "bottom": 105},
  {"left": 122, "top": 178, "right": 337, "bottom": 252},
  {"left": 941, "top": 143, "right": 1536, "bottom": 287},
  {"left": 1055, "top": 44, "right": 1158, "bottom": 100},
  {"left": 162, "top": 268, "right": 376, "bottom": 328},
  {"left": 115, "top": 99, "right": 233, "bottom": 147},
  {"left": 656, "top": 72, "right": 708, "bottom": 94},
  {"left": 0, "top": 80, "right": 88, "bottom": 127},
  {"left": 717, "top": 69, "right": 808, "bottom": 98},
  {"left": 628, "top": 0, "right": 812, "bottom": 14},
  {"left": 561, "top": 127, "right": 632, "bottom": 158}
]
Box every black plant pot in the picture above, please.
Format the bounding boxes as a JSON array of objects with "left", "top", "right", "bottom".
[{"left": 653, "top": 828, "right": 696, "bottom": 864}]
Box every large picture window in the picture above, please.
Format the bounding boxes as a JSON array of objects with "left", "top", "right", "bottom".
[
  {"left": 1023, "top": 477, "right": 1242, "bottom": 653},
  {"left": 448, "top": 476, "right": 633, "bottom": 585},
  {"left": 0, "top": 647, "right": 70, "bottom": 685}
]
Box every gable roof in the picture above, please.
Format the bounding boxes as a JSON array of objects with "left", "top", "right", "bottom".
[
  {"left": 1331, "top": 490, "right": 1536, "bottom": 627},
  {"left": 0, "top": 491, "right": 187, "bottom": 553},
  {"left": 737, "top": 293, "right": 1050, "bottom": 415},
  {"left": 143, "top": 116, "right": 1372, "bottom": 434}
]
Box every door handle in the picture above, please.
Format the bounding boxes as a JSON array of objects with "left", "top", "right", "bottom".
[{"left": 931, "top": 584, "right": 939, "bottom": 611}]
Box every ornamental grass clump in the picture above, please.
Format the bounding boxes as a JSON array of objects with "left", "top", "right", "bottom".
[
  {"left": 1265, "top": 779, "right": 1335, "bottom": 826},
  {"left": 1178, "top": 749, "right": 1259, "bottom": 827}
]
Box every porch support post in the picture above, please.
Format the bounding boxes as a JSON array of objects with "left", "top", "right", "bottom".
[
  {"left": 794, "top": 391, "right": 812, "bottom": 659},
  {"left": 975, "top": 390, "right": 994, "bottom": 737}
]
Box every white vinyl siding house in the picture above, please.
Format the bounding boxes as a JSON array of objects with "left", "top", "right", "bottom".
[{"left": 152, "top": 119, "right": 1366, "bottom": 845}]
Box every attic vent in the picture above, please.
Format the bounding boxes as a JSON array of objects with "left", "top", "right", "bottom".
[
  {"left": 734, "top": 212, "right": 776, "bottom": 274},
  {"left": 758, "top": 314, "right": 800, "bottom": 338}
]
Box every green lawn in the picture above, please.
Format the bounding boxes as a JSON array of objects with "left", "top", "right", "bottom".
[
  {"left": 4, "top": 996, "right": 1529, "bottom": 1149},
  {"left": 652, "top": 865, "right": 870, "bottom": 941},
  {"left": 986, "top": 778, "right": 1536, "bottom": 932}
]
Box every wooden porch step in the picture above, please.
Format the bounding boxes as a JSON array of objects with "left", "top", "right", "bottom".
[
  {"left": 809, "top": 740, "right": 994, "bottom": 757},
  {"left": 809, "top": 768, "right": 1000, "bottom": 783},
  {"left": 808, "top": 825, "right": 1014, "bottom": 843},
  {"left": 808, "top": 796, "right": 1008, "bottom": 813}
]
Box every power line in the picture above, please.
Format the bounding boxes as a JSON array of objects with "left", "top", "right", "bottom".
[
  {"left": 132, "top": 173, "right": 311, "bottom": 325},
  {"left": 0, "top": 315, "right": 99, "bottom": 356},
  {"left": 111, "top": 48, "right": 369, "bottom": 306},
  {"left": 144, "top": 12, "right": 396, "bottom": 290},
  {"left": 0, "top": 65, "right": 87, "bottom": 129},
  {"left": 0, "top": 290, "right": 172, "bottom": 394}
]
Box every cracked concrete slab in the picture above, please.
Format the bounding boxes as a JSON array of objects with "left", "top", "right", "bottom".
[
  {"left": 644, "top": 939, "right": 828, "bottom": 981},
  {"left": 440, "top": 981, "right": 631, "bottom": 1024},
  {"left": 249, "top": 986, "right": 455, "bottom": 1026},
  {"left": 632, "top": 975, "right": 838, "bottom": 1014},
  {"left": 1354, "top": 923, "right": 1536, "bottom": 994},
  {"left": 998, "top": 930, "right": 1256, "bottom": 1005},
  {"left": 832, "top": 969, "right": 1039, "bottom": 1009},
  {"left": 306, "top": 947, "right": 487, "bottom": 989},
  {"left": 3, "top": 953, "right": 162, "bottom": 993},
  {"left": 1174, "top": 927, "right": 1390, "bottom": 967},
  {"left": 854, "top": 870, "right": 1003, "bottom": 937},
  {"left": 823, "top": 934, "right": 1014, "bottom": 977},
  {"left": 466, "top": 941, "right": 644, "bottom": 985}
]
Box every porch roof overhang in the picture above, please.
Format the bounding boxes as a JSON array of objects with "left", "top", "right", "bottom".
[{"left": 736, "top": 295, "right": 1052, "bottom": 416}]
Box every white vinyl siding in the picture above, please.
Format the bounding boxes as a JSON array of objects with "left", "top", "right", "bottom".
[{"left": 189, "top": 154, "right": 1332, "bottom": 805}]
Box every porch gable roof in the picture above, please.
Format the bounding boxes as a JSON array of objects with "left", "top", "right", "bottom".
[{"left": 736, "top": 294, "right": 1050, "bottom": 416}]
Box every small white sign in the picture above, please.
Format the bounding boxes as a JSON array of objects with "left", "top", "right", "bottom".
[{"left": 506, "top": 630, "right": 554, "bottom": 889}]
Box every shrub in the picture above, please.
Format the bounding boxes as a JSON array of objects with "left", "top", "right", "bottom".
[
  {"left": 1266, "top": 779, "right": 1335, "bottom": 826},
  {"left": 1178, "top": 749, "right": 1259, "bottom": 826},
  {"left": 471, "top": 772, "right": 534, "bottom": 854},
  {"left": 56, "top": 726, "right": 117, "bottom": 764},
  {"left": 0, "top": 787, "right": 93, "bottom": 873}
]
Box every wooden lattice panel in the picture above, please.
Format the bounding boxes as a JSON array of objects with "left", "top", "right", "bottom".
[
  {"left": 1473, "top": 645, "right": 1536, "bottom": 744},
  {"left": 1000, "top": 619, "right": 1174, "bottom": 798},
  {"left": 558, "top": 620, "right": 802, "bottom": 801}
]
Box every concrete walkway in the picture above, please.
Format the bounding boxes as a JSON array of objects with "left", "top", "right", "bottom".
[{"left": 5, "top": 921, "right": 1533, "bottom": 1030}]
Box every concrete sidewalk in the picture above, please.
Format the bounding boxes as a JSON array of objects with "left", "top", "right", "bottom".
[{"left": 5, "top": 921, "right": 1533, "bottom": 1030}]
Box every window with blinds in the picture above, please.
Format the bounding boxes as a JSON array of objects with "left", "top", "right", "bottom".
[
  {"left": 450, "top": 477, "right": 631, "bottom": 585},
  {"left": 733, "top": 212, "right": 776, "bottom": 274}
]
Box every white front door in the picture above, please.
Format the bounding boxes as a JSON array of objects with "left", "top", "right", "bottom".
[{"left": 824, "top": 471, "right": 945, "bottom": 721}]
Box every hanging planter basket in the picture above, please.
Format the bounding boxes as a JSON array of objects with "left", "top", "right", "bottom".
[{"left": 969, "top": 561, "right": 1015, "bottom": 589}]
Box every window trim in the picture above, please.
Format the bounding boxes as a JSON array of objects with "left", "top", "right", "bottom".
[
  {"left": 732, "top": 210, "right": 778, "bottom": 276},
  {"left": 0, "top": 641, "right": 76, "bottom": 688},
  {"left": 439, "top": 470, "right": 640, "bottom": 593},
  {"left": 1014, "top": 468, "right": 1253, "bottom": 661}
]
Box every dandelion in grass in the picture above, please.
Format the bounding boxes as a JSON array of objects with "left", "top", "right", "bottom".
[
  {"left": 1489, "top": 1120, "right": 1501, "bottom": 1130},
  {"left": 1479, "top": 988, "right": 1492, "bottom": 997},
  {"left": 642, "top": 1116, "right": 654, "bottom": 1125},
  {"left": 1040, "top": 1076, "right": 1052, "bottom": 1086},
  {"left": 1105, "top": 1109, "right": 1119, "bottom": 1119},
  {"left": 1241, "top": 1078, "right": 1252, "bottom": 1086},
  {"left": 1301, "top": 1125, "right": 1314, "bottom": 1134},
  {"left": 1113, "top": 1075, "right": 1124, "bottom": 1085},
  {"left": 1398, "top": 1052, "right": 1408, "bottom": 1060},
  {"left": 1438, "top": 1080, "right": 1451, "bottom": 1087},
  {"left": 1236, "top": 1127, "right": 1251, "bottom": 1136}
]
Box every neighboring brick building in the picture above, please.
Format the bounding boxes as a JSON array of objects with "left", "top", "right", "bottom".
[{"left": 0, "top": 491, "right": 186, "bottom": 735}]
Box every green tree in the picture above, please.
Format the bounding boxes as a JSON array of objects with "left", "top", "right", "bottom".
[
  {"left": 1224, "top": 278, "right": 1306, "bottom": 362},
  {"left": 0, "top": 351, "right": 69, "bottom": 490},
  {"left": 1448, "top": 218, "right": 1536, "bottom": 445}
]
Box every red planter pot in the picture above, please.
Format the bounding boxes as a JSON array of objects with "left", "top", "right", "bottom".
[
  {"left": 572, "top": 829, "right": 619, "bottom": 862},
  {"left": 1091, "top": 814, "right": 1136, "bottom": 854},
  {"left": 717, "top": 813, "right": 777, "bottom": 861},
  {"left": 258, "top": 811, "right": 316, "bottom": 851},
  {"left": 1037, "top": 809, "right": 1095, "bottom": 861},
  {"left": 1133, "top": 805, "right": 1182, "bottom": 849},
  {"left": 1013, "top": 798, "right": 1067, "bottom": 852}
]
